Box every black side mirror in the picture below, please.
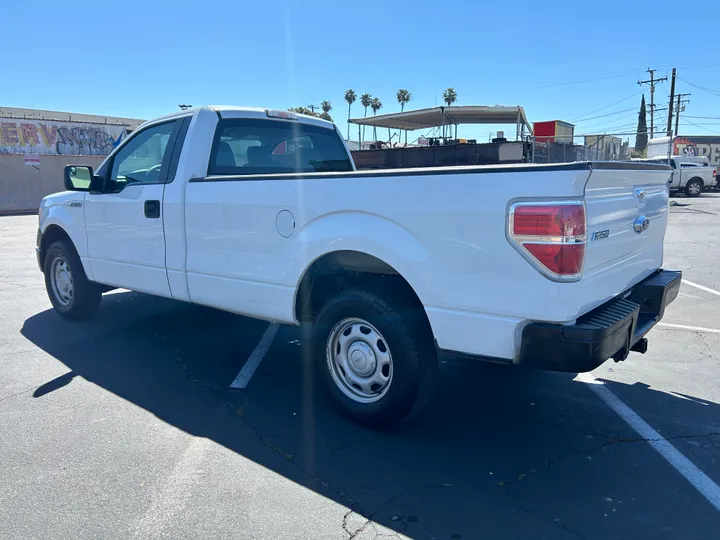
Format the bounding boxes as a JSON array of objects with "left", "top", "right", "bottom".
[{"left": 64, "top": 165, "right": 93, "bottom": 192}]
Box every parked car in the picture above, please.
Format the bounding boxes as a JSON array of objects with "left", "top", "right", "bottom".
[
  {"left": 36, "top": 106, "right": 681, "bottom": 427},
  {"left": 635, "top": 156, "right": 716, "bottom": 196}
]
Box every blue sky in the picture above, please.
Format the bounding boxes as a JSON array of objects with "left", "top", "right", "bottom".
[{"left": 4, "top": 0, "right": 720, "bottom": 142}]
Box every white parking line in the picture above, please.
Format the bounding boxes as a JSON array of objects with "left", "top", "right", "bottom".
[
  {"left": 576, "top": 374, "right": 720, "bottom": 512},
  {"left": 229, "top": 322, "right": 280, "bottom": 389},
  {"left": 657, "top": 322, "right": 720, "bottom": 334},
  {"left": 682, "top": 279, "right": 720, "bottom": 297}
]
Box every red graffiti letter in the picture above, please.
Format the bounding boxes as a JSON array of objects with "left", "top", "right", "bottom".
[
  {"left": 1, "top": 123, "right": 19, "bottom": 145},
  {"left": 38, "top": 124, "right": 58, "bottom": 147},
  {"left": 19, "top": 123, "right": 40, "bottom": 146}
]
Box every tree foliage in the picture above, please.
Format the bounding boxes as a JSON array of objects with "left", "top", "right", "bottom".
[
  {"left": 442, "top": 88, "right": 457, "bottom": 106},
  {"left": 396, "top": 89, "right": 412, "bottom": 111},
  {"left": 635, "top": 94, "right": 648, "bottom": 152},
  {"left": 288, "top": 106, "right": 333, "bottom": 122}
]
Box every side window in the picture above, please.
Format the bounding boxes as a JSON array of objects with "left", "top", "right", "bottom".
[
  {"left": 208, "top": 118, "right": 353, "bottom": 176},
  {"left": 108, "top": 121, "right": 176, "bottom": 190}
]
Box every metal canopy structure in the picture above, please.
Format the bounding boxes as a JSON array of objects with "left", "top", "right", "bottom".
[{"left": 349, "top": 105, "right": 533, "bottom": 138}]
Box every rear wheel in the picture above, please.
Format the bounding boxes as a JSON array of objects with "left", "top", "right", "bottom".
[
  {"left": 44, "top": 241, "right": 102, "bottom": 320},
  {"left": 312, "top": 287, "right": 436, "bottom": 428},
  {"left": 685, "top": 178, "right": 703, "bottom": 197}
]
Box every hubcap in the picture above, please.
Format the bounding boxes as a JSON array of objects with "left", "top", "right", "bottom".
[
  {"left": 689, "top": 182, "right": 701, "bottom": 195},
  {"left": 50, "top": 256, "right": 73, "bottom": 306},
  {"left": 326, "top": 318, "right": 393, "bottom": 403}
]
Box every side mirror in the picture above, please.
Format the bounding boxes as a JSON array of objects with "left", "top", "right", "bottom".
[{"left": 64, "top": 165, "right": 93, "bottom": 192}]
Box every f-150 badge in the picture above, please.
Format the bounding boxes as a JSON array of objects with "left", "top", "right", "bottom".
[{"left": 591, "top": 229, "right": 610, "bottom": 241}]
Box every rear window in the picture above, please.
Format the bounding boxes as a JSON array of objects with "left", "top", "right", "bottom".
[{"left": 208, "top": 118, "right": 353, "bottom": 176}]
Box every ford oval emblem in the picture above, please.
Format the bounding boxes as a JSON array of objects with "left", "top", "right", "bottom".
[
  {"left": 633, "top": 215, "right": 650, "bottom": 233},
  {"left": 635, "top": 188, "right": 646, "bottom": 208}
]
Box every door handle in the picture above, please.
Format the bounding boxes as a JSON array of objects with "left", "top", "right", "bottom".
[{"left": 144, "top": 200, "right": 160, "bottom": 219}]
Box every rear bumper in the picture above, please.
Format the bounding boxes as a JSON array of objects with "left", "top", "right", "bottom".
[{"left": 517, "top": 269, "right": 681, "bottom": 373}]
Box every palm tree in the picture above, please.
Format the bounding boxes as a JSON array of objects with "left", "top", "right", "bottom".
[
  {"left": 442, "top": 87, "right": 457, "bottom": 106},
  {"left": 396, "top": 89, "right": 412, "bottom": 111},
  {"left": 344, "top": 89, "right": 356, "bottom": 141},
  {"left": 396, "top": 89, "right": 412, "bottom": 145},
  {"left": 371, "top": 97, "right": 382, "bottom": 141},
  {"left": 321, "top": 100, "right": 332, "bottom": 114},
  {"left": 442, "top": 88, "right": 457, "bottom": 137},
  {"left": 360, "top": 93, "right": 372, "bottom": 143}
]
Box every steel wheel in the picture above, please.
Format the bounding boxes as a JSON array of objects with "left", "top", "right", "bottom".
[
  {"left": 325, "top": 317, "right": 393, "bottom": 403},
  {"left": 50, "top": 256, "right": 74, "bottom": 306}
]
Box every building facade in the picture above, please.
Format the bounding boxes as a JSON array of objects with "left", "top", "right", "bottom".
[{"left": 0, "top": 107, "right": 144, "bottom": 213}]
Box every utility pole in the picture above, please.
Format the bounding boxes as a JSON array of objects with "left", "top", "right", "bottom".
[
  {"left": 674, "top": 93, "right": 691, "bottom": 137},
  {"left": 638, "top": 68, "right": 668, "bottom": 139},
  {"left": 648, "top": 104, "right": 667, "bottom": 135},
  {"left": 307, "top": 104, "right": 319, "bottom": 113},
  {"left": 666, "top": 68, "right": 677, "bottom": 137}
]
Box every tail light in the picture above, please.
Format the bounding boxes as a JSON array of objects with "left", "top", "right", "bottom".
[
  {"left": 508, "top": 202, "right": 586, "bottom": 281},
  {"left": 713, "top": 169, "right": 717, "bottom": 178}
]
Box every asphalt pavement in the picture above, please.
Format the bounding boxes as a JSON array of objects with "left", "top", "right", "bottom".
[{"left": 2, "top": 192, "right": 720, "bottom": 539}]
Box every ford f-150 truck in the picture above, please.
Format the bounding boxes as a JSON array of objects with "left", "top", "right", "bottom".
[
  {"left": 36, "top": 106, "right": 681, "bottom": 427},
  {"left": 636, "top": 156, "right": 716, "bottom": 196}
]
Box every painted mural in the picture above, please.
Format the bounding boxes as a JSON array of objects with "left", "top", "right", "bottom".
[{"left": 0, "top": 119, "right": 125, "bottom": 156}]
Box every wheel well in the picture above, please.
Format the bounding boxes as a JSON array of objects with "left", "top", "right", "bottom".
[
  {"left": 294, "top": 250, "right": 426, "bottom": 323},
  {"left": 688, "top": 177, "right": 704, "bottom": 185},
  {"left": 40, "top": 225, "right": 74, "bottom": 270}
]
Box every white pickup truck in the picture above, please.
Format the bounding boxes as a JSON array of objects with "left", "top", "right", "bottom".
[
  {"left": 37, "top": 106, "right": 681, "bottom": 427},
  {"left": 638, "top": 156, "right": 717, "bottom": 196}
]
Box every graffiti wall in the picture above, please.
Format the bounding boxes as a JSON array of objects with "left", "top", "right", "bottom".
[
  {"left": 0, "top": 119, "right": 125, "bottom": 156},
  {"left": 673, "top": 136, "right": 720, "bottom": 166}
]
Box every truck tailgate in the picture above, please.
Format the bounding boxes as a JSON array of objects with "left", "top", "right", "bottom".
[{"left": 583, "top": 166, "right": 671, "bottom": 294}]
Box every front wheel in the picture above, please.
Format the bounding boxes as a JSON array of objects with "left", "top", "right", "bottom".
[
  {"left": 44, "top": 241, "right": 102, "bottom": 320},
  {"left": 312, "top": 288, "right": 436, "bottom": 428},
  {"left": 685, "top": 179, "right": 703, "bottom": 197}
]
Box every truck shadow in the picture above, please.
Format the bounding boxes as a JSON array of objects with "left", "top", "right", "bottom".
[{"left": 21, "top": 292, "right": 720, "bottom": 540}]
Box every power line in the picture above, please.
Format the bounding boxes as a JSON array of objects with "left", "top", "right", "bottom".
[
  {"left": 570, "top": 91, "right": 644, "bottom": 122},
  {"left": 510, "top": 69, "right": 642, "bottom": 92},
  {"left": 678, "top": 77, "right": 720, "bottom": 97},
  {"left": 681, "top": 118, "right": 720, "bottom": 135},
  {"left": 573, "top": 107, "right": 636, "bottom": 123}
]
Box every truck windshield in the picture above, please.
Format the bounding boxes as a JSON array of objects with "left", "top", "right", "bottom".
[{"left": 208, "top": 118, "right": 353, "bottom": 176}]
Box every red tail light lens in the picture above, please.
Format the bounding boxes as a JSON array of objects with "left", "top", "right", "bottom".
[
  {"left": 523, "top": 243, "right": 584, "bottom": 276},
  {"left": 512, "top": 205, "right": 586, "bottom": 236},
  {"left": 509, "top": 202, "right": 586, "bottom": 281}
]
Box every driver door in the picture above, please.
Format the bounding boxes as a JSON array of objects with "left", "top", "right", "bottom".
[{"left": 85, "top": 119, "right": 180, "bottom": 297}]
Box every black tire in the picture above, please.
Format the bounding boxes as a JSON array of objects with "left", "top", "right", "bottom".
[
  {"left": 44, "top": 240, "right": 102, "bottom": 320},
  {"left": 311, "top": 287, "right": 436, "bottom": 428},
  {"left": 685, "top": 178, "right": 703, "bottom": 198}
]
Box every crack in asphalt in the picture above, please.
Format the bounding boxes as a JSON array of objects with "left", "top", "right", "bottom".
[
  {"left": 0, "top": 386, "right": 37, "bottom": 405},
  {"left": 342, "top": 508, "right": 372, "bottom": 539},
  {"left": 497, "top": 431, "right": 720, "bottom": 488},
  {"left": 514, "top": 504, "right": 586, "bottom": 539}
]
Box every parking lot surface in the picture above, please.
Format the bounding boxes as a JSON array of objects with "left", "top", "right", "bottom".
[{"left": 2, "top": 194, "right": 720, "bottom": 539}]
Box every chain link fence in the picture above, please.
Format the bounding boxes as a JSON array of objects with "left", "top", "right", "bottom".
[{"left": 528, "top": 134, "right": 673, "bottom": 164}]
